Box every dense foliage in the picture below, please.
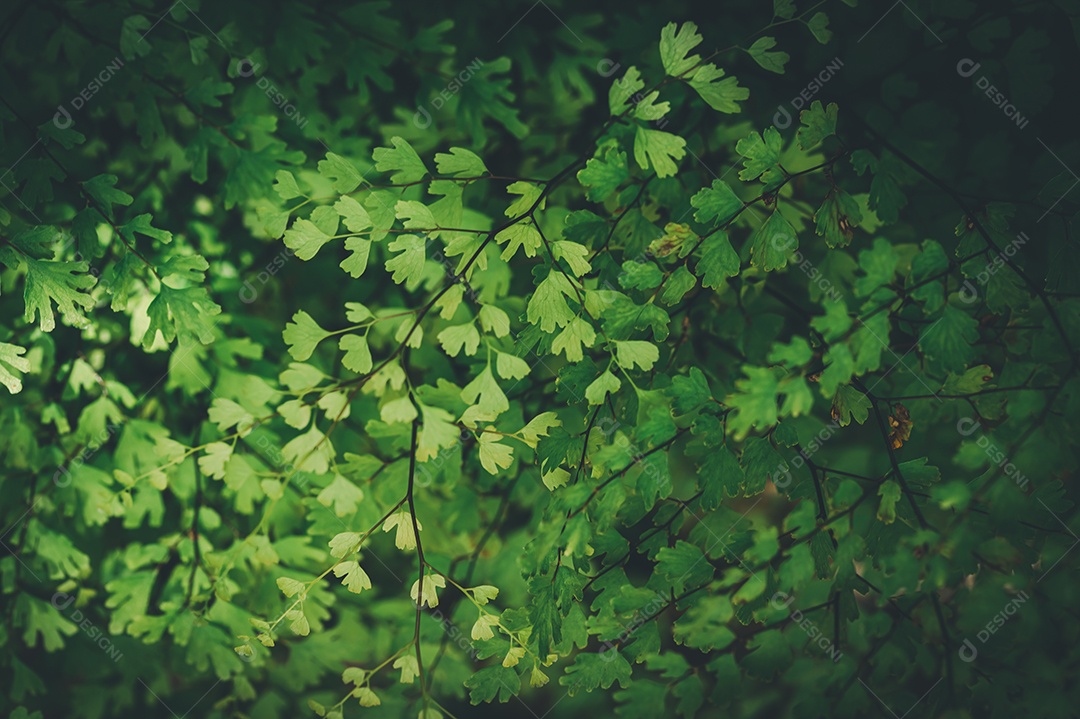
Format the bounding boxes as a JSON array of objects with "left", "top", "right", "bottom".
[{"left": 3, "top": 1, "right": 1080, "bottom": 717}]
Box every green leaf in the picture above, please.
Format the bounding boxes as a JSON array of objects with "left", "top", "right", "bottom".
[
  {"left": 855, "top": 236, "right": 899, "bottom": 297},
  {"left": 673, "top": 596, "right": 735, "bottom": 651},
  {"left": 699, "top": 445, "right": 742, "bottom": 509},
  {"left": 339, "top": 334, "right": 373, "bottom": 373},
  {"left": 748, "top": 210, "right": 797, "bottom": 272},
  {"left": 726, "top": 366, "right": 780, "bottom": 440},
  {"left": 614, "top": 341, "right": 659, "bottom": 371},
  {"left": 877, "top": 480, "right": 902, "bottom": 524},
  {"left": 273, "top": 169, "right": 303, "bottom": 199},
  {"left": 814, "top": 187, "right": 862, "bottom": 249},
  {"left": 21, "top": 259, "right": 96, "bottom": 332},
  {"left": 686, "top": 64, "right": 749, "bottom": 114},
  {"left": 434, "top": 147, "right": 488, "bottom": 178},
  {"left": 696, "top": 233, "right": 740, "bottom": 288},
  {"left": 333, "top": 560, "right": 372, "bottom": 593},
  {"left": 659, "top": 22, "right": 703, "bottom": 76},
  {"left": 736, "top": 127, "right": 783, "bottom": 182},
  {"left": 553, "top": 241, "right": 591, "bottom": 276},
  {"left": 811, "top": 300, "right": 853, "bottom": 341},
  {"left": 82, "top": 175, "right": 133, "bottom": 220},
  {"left": 691, "top": 180, "right": 743, "bottom": 226},
  {"left": 495, "top": 351, "right": 531, "bottom": 381},
  {"left": 774, "top": 0, "right": 796, "bottom": 19},
  {"left": 633, "top": 127, "right": 687, "bottom": 179},
  {"left": 120, "top": 214, "right": 173, "bottom": 245},
  {"left": 671, "top": 367, "right": 713, "bottom": 415},
  {"left": 283, "top": 310, "right": 331, "bottom": 361},
  {"left": 657, "top": 541, "right": 713, "bottom": 593},
  {"left": 609, "top": 66, "right": 645, "bottom": 115},
  {"left": 340, "top": 237, "right": 372, "bottom": 277},
  {"left": 561, "top": 651, "right": 633, "bottom": 695},
  {"left": 831, "top": 385, "right": 871, "bottom": 426},
  {"left": 198, "top": 442, "right": 233, "bottom": 479},
  {"left": 0, "top": 343, "right": 32, "bottom": 393},
  {"left": 417, "top": 403, "right": 458, "bottom": 462},
  {"left": 143, "top": 285, "right": 222, "bottom": 347},
  {"left": 504, "top": 181, "right": 544, "bottom": 217},
  {"left": 385, "top": 234, "right": 426, "bottom": 284},
  {"left": 318, "top": 152, "right": 364, "bottom": 193},
  {"left": 478, "top": 433, "right": 514, "bottom": 474},
  {"left": 579, "top": 142, "right": 629, "bottom": 202},
  {"left": 119, "top": 15, "right": 152, "bottom": 59},
  {"left": 293, "top": 204, "right": 338, "bottom": 254},
  {"left": 315, "top": 475, "right": 362, "bottom": 516},
  {"left": 552, "top": 318, "right": 597, "bottom": 362},
  {"left": 329, "top": 531, "right": 362, "bottom": 558},
  {"left": 620, "top": 261, "right": 664, "bottom": 290},
  {"left": 335, "top": 196, "right": 372, "bottom": 233},
  {"left": 747, "top": 37, "right": 789, "bottom": 74},
  {"left": 919, "top": 305, "right": 979, "bottom": 373},
  {"left": 632, "top": 91, "right": 670, "bottom": 122},
  {"left": 479, "top": 304, "right": 511, "bottom": 337},
  {"left": 585, "top": 369, "right": 622, "bottom": 405},
  {"left": 373, "top": 137, "right": 428, "bottom": 183},
  {"left": 942, "top": 365, "right": 993, "bottom": 394},
  {"left": 465, "top": 666, "right": 521, "bottom": 703},
  {"left": 527, "top": 272, "right": 576, "bottom": 332},
  {"left": 660, "top": 265, "right": 697, "bottom": 305},
  {"left": 437, "top": 323, "right": 481, "bottom": 357},
  {"left": 496, "top": 221, "right": 542, "bottom": 261},
  {"left": 797, "top": 101, "right": 838, "bottom": 149},
  {"left": 806, "top": 12, "right": 832, "bottom": 43}
]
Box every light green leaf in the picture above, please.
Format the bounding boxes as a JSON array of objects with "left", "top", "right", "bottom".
[
  {"left": 497, "top": 221, "right": 542, "bottom": 261},
  {"left": 22, "top": 259, "right": 96, "bottom": 332},
  {"left": 504, "top": 181, "right": 544, "bottom": 217},
  {"left": 332, "top": 560, "right": 372, "bottom": 593},
  {"left": 329, "top": 532, "right": 362, "bottom": 558},
  {"left": 283, "top": 219, "right": 331, "bottom": 261},
  {"left": 686, "top": 63, "right": 749, "bottom": 114},
  {"left": 551, "top": 318, "right": 597, "bottom": 362},
  {"left": 273, "top": 170, "right": 303, "bottom": 199},
  {"left": 339, "top": 334, "right": 373, "bottom": 373},
  {"left": 737, "top": 127, "right": 783, "bottom": 182},
  {"left": 633, "top": 126, "right": 686, "bottom": 179},
  {"left": 437, "top": 323, "right": 481, "bottom": 357},
  {"left": 434, "top": 147, "right": 488, "bottom": 178},
  {"left": 553, "top": 241, "right": 591, "bottom": 276},
  {"left": 198, "top": 442, "right": 233, "bottom": 479},
  {"left": 518, "top": 412, "right": 561, "bottom": 448},
  {"left": 478, "top": 433, "right": 514, "bottom": 474},
  {"left": 372, "top": 137, "right": 428, "bottom": 183},
  {"left": 0, "top": 342, "right": 31, "bottom": 393},
  {"left": 283, "top": 310, "right": 331, "bottom": 361},
  {"left": 385, "top": 234, "right": 426, "bottom": 284},
  {"left": 527, "top": 272, "right": 576, "bottom": 333},
  {"left": 479, "top": 304, "right": 511, "bottom": 337},
  {"left": 585, "top": 369, "right": 622, "bottom": 405},
  {"left": 496, "top": 352, "right": 531, "bottom": 380},
  {"left": 659, "top": 22, "right": 703, "bottom": 76},
  {"left": 335, "top": 196, "right": 372, "bottom": 232},
  {"left": 615, "top": 340, "right": 659, "bottom": 371},
  {"left": 340, "top": 237, "right": 372, "bottom": 278}
]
